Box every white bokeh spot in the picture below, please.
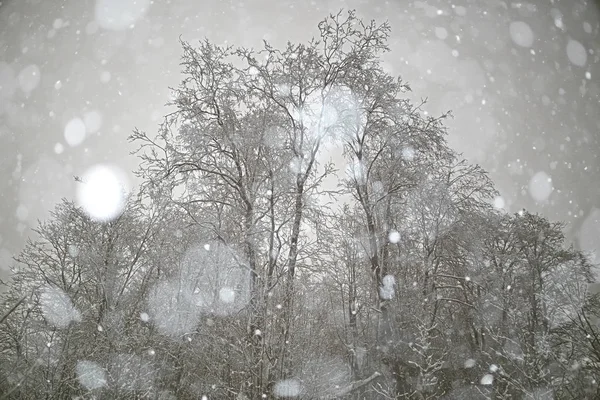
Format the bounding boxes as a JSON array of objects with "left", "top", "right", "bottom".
[
  {"left": 274, "top": 379, "right": 302, "bottom": 398},
  {"left": 402, "top": 146, "right": 415, "bottom": 161},
  {"left": 219, "top": 287, "right": 236, "bottom": 304},
  {"left": 380, "top": 275, "right": 396, "bottom": 300},
  {"left": 18, "top": 64, "right": 41, "bottom": 93},
  {"left": 40, "top": 285, "right": 82, "bottom": 328},
  {"left": 509, "top": 21, "right": 534, "bottom": 48},
  {"left": 64, "top": 118, "right": 87, "bottom": 147},
  {"left": 434, "top": 27, "right": 448, "bottom": 40},
  {"left": 481, "top": 374, "right": 494, "bottom": 385},
  {"left": 566, "top": 39, "right": 587, "bottom": 67},
  {"left": 528, "top": 171, "right": 553, "bottom": 203},
  {"left": 76, "top": 360, "right": 107, "bottom": 390},
  {"left": 76, "top": 164, "right": 129, "bottom": 222},
  {"left": 493, "top": 196, "right": 505, "bottom": 210},
  {"left": 84, "top": 110, "right": 103, "bottom": 134}
]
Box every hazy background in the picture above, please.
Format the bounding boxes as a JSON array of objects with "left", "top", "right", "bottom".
[{"left": 1, "top": 0, "right": 599, "bottom": 282}]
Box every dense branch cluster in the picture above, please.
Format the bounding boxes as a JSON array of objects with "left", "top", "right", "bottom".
[{"left": 1, "top": 11, "right": 598, "bottom": 400}]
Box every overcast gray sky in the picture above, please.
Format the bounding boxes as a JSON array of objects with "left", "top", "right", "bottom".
[{"left": 1, "top": 0, "right": 599, "bottom": 281}]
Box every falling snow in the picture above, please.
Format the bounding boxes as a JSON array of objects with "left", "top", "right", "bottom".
[{"left": 0, "top": 2, "right": 599, "bottom": 398}]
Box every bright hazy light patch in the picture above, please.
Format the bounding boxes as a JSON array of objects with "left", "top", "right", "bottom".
[
  {"left": 566, "top": 39, "right": 587, "bottom": 67},
  {"left": 146, "top": 241, "right": 250, "bottom": 338},
  {"left": 219, "top": 287, "right": 236, "bottom": 303},
  {"left": 493, "top": 196, "right": 505, "bottom": 209},
  {"left": 40, "top": 285, "right": 81, "bottom": 328},
  {"left": 15, "top": 204, "right": 28, "bottom": 221},
  {"left": 64, "top": 118, "right": 86, "bottom": 147},
  {"left": 76, "top": 360, "right": 107, "bottom": 390},
  {"left": 18, "top": 64, "right": 41, "bottom": 93},
  {"left": 402, "top": 146, "right": 415, "bottom": 161},
  {"left": 64, "top": 118, "right": 87, "bottom": 147},
  {"left": 181, "top": 242, "right": 251, "bottom": 316},
  {"left": 147, "top": 280, "right": 202, "bottom": 337},
  {"left": 528, "top": 171, "right": 553, "bottom": 202},
  {"left": 76, "top": 164, "right": 129, "bottom": 222},
  {"left": 95, "top": 0, "right": 151, "bottom": 30},
  {"left": 480, "top": 374, "right": 494, "bottom": 385},
  {"left": 380, "top": 275, "right": 396, "bottom": 300},
  {"left": 274, "top": 379, "right": 302, "bottom": 398},
  {"left": 84, "top": 110, "right": 103, "bottom": 134},
  {"left": 434, "top": 26, "right": 448, "bottom": 40},
  {"left": 100, "top": 70, "right": 111, "bottom": 83},
  {"left": 509, "top": 21, "right": 534, "bottom": 48}
]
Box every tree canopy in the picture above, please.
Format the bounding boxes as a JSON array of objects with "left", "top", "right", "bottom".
[{"left": 1, "top": 10, "right": 598, "bottom": 400}]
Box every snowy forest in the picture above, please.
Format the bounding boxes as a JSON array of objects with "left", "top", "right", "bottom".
[{"left": 1, "top": 10, "right": 599, "bottom": 400}]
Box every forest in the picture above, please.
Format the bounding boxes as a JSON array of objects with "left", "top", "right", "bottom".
[{"left": 1, "top": 11, "right": 599, "bottom": 400}]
